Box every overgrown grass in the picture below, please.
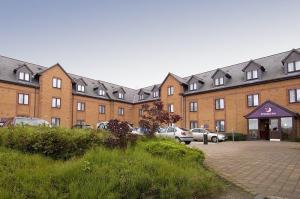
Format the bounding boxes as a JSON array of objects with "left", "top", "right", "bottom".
[{"left": 0, "top": 127, "right": 225, "bottom": 198}]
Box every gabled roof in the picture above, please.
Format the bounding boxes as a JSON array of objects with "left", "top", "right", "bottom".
[
  {"left": 112, "top": 87, "right": 126, "bottom": 93},
  {"left": 73, "top": 77, "right": 88, "bottom": 86},
  {"left": 242, "top": 60, "right": 266, "bottom": 72},
  {"left": 281, "top": 49, "right": 300, "bottom": 64},
  {"left": 37, "top": 63, "right": 73, "bottom": 81},
  {"left": 138, "top": 89, "right": 150, "bottom": 95},
  {"left": 211, "top": 68, "right": 231, "bottom": 79},
  {"left": 94, "top": 81, "right": 108, "bottom": 90},
  {"left": 151, "top": 84, "right": 160, "bottom": 91},
  {"left": 186, "top": 75, "right": 204, "bottom": 84},
  {"left": 13, "top": 64, "right": 34, "bottom": 74},
  {"left": 159, "top": 73, "right": 187, "bottom": 89}
]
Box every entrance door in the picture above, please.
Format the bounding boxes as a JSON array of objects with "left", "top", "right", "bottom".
[
  {"left": 259, "top": 119, "right": 270, "bottom": 140},
  {"left": 269, "top": 118, "right": 280, "bottom": 140}
]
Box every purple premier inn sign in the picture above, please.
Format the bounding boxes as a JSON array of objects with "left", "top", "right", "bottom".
[{"left": 246, "top": 101, "right": 297, "bottom": 119}]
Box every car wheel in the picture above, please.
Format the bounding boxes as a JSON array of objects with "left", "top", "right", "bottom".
[
  {"left": 211, "top": 136, "right": 218, "bottom": 143},
  {"left": 184, "top": 141, "right": 191, "bottom": 145}
]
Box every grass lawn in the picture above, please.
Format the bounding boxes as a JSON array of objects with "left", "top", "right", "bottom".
[{"left": 0, "top": 127, "right": 225, "bottom": 199}]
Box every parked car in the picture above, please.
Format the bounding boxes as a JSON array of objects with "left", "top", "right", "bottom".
[
  {"left": 155, "top": 126, "right": 193, "bottom": 144},
  {"left": 73, "top": 124, "right": 92, "bottom": 129},
  {"left": 190, "top": 128, "right": 227, "bottom": 143},
  {"left": 2, "top": 117, "right": 50, "bottom": 127},
  {"left": 97, "top": 121, "right": 134, "bottom": 132}
]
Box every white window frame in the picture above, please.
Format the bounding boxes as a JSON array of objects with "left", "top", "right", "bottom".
[
  {"left": 287, "top": 61, "right": 300, "bottom": 73},
  {"left": 215, "top": 98, "right": 225, "bottom": 110},
  {"left": 167, "top": 86, "right": 174, "bottom": 96},
  {"left": 289, "top": 88, "right": 300, "bottom": 103},
  {"left": 77, "top": 102, "right": 85, "bottom": 111},
  {"left": 189, "top": 83, "right": 197, "bottom": 91},
  {"left": 247, "top": 94, "right": 259, "bottom": 107},
  {"left": 153, "top": 90, "right": 159, "bottom": 98},
  {"left": 98, "top": 89, "right": 105, "bottom": 96},
  {"left": 118, "top": 107, "right": 124, "bottom": 115},
  {"left": 118, "top": 92, "right": 124, "bottom": 99},
  {"left": 99, "top": 105, "right": 105, "bottom": 114},
  {"left": 77, "top": 84, "right": 85, "bottom": 92},
  {"left": 18, "top": 93, "right": 29, "bottom": 105},
  {"left": 52, "top": 98, "right": 61, "bottom": 108},
  {"left": 139, "top": 94, "right": 144, "bottom": 100},
  {"left": 190, "top": 102, "right": 197, "bottom": 112},
  {"left": 51, "top": 117, "right": 60, "bottom": 126},
  {"left": 246, "top": 70, "right": 258, "bottom": 80},
  {"left": 52, "top": 78, "right": 62, "bottom": 88},
  {"left": 18, "top": 72, "right": 30, "bottom": 81},
  {"left": 168, "top": 104, "right": 174, "bottom": 113},
  {"left": 216, "top": 120, "right": 225, "bottom": 132}
]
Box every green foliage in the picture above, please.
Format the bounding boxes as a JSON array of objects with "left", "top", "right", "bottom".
[
  {"left": 0, "top": 140, "right": 224, "bottom": 199},
  {"left": 226, "top": 132, "right": 247, "bottom": 141},
  {"left": 0, "top": 126, "right": 108, "bottom": 160}
]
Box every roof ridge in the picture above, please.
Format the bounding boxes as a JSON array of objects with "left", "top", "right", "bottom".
[{"left": 0, "top": 54, "right": 46, "bottom": 69}]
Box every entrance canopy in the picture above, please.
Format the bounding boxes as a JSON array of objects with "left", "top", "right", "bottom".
[{"left": 245, "top": 100, "right": 299, "bottom": 119}]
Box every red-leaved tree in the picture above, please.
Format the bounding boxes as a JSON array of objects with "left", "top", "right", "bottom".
[{"left": 139, "top": 100, "right": 181, "bottom": 137}]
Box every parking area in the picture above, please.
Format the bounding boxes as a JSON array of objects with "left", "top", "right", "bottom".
[{"left": 191, "top": 141, "right": 300, "bottom": 199}]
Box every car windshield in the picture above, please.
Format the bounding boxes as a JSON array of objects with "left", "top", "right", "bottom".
[
  {"left": 15, "top": 118, "right": 48, "bottom": 126},
  {"left": 158, "top": 128, "right": 167, "bottom": 133}
]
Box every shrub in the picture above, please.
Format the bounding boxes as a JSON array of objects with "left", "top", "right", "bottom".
[
  {"left": 0, "top": 126, "right": 107, "bottom": 159},
  {"left": 226, "top": 132, "right": 247, "bottom": 141}
]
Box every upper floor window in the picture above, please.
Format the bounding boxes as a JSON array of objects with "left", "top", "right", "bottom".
[
  {"left": 77, "top": 84, "right": 85, "bottom": 92},
  {"left": 289, "top": 88, "right": 300, "bottom": 103},
  {"left": 52, "top": 97, "right": 61, "bottom": 108},
  {"left": 77, "top": 102, "right": 85, "bottom": 111},
  {"left": 51, "top": 117, "right": 60, "bottom": 127},
  {"left": 246, "top": 70, "right": 258, "bottom": 80},
  {"left": 98, "top": 89, "right": 105, "bottom": 96},
  {"left": 18, "top": 93, "right": 29, "bottom": 105},
  {"left": 216, "top": 120, "right": 225, "bottom": 132},
  {"left": 99, "top": 105, "right": 105, "bottom": 114},
  {"left": 118, "top": 107, "right": 124, "bottom": 115},
  {"left": 18, "top": 72, "right": 30, "bottom": 82},
  {"left": 189, "top": 83, "right": 197, "bottom": 91},
  {"left": 153, "top": 91, "right": 159, "bottom": 98},
  {"left": 168, "top": 104, "right": 174, "bottom": 113},
  {"left": 139, "top": 95, "right": 144, "bottom": 100},
  {"left": 118, "top": 93, "right": 124, "bottom": 99},
  {"left": 190, "top": 102, "right": 198, "bottom": 112},
  {"left": 215, "top": 98, "right": 225, "bottom": 110},
  {"left": 167, "top": 86, "right": 174, "bottom": 96},
  {"left": 214, "top": 77, "right": 224, "bottom": 86},
  {"left": 287, "top": 61, "right": 300, "bottom": 73},
  {"left": 52, "top": 78, "right": 61, "bottom": 88},
  {"left": 139, "top": 109, "right": 143, "bottom": 117},
  {"left": 247, "top": 94, "right": 259, "bottom": 107}
]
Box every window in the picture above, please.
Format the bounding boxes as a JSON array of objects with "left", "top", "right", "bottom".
[
  {"left": 76, "top": 120, "right": 85, "bottom": 125},
  {"left": 289, "top": 89, "right": 300, "bottom": 103},
  {"left": 153, "top": 91, "right": 159, "bottom": 98},
  {"left": 248, "top": 119, "right": 258, "bottom": 130},
  {"left": 52, "top": 98, "right": 61, "bottom": 108},
  {"left": 190, "top": 121, "right": 198, "bottom": 129},
  {"left": 246, "top": 70, "right": 258, "bottom": 80},
  {"left": 51, "top": 117, "right": 60, "bottom": 127},
  {"left": 52, "top": 78, "right": 61, "bottom": 88},
  {"left": 118, "top": 93, "right": 124, "bottom": 99},
  {"left": 99, "top": 105, "right": 105, "bottom": 114},
  {"left": 168, "top": 104, "right": 174, "bottom": 113},
  {"left": 118, "top": 107, "right": 124, "bottom": 115},
  {"left": 189, "top": 83, "right": 197, "bottom": 91},
  {"left": 287, "top": 61, "right": 300, "bottom": 73},
  {"left": 139, "top": 109, "right": 143, "bottom": 117},
  {"left": 216, "top": 120, "right": 225, "bottom": 132},
  {"left": 167, "top": 86, "right": 174, "bottom": 96},
  {"left": 77, "top": 102, "right": 85, "bottom": 111},
  {"left": 18, "top": 93, "right": 29, "bottom": 105},
  {"left": 215, "top": 98, "right": 225, "bottom": 110},
  {"left": 214, "top": 77, "right": 224, "bottom": 86},
  {"left": 77, "top": 84, "right": 85, "bottom": 92},
  {"left": 18, "top": 72, "right": 30, "bottom": 81},
  {"left": 98, "top": 89, "right": 105, "bottom": 96},
  {"left": 139, "top": 94, "right": 144, "bottom": 100},
  {"left": 190, "top": 102, "right": 197, "bottom": 112},
  {"left": 247, "top": 94, "right": 259, "bottom": 107}
]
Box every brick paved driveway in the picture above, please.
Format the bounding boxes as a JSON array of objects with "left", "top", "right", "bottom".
[{"left": 191, "top": 141, "right": 300, "bottom": 199}]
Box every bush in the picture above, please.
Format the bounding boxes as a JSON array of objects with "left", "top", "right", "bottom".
[
  {"left": 226, "top": 132, "right": 247, "bottom": 141},
  {"left": 0, "top": 139, "right": 224, "bottom": 199},
  {"left": 0, "top": 126, "right": 107, "bottom": 160}
]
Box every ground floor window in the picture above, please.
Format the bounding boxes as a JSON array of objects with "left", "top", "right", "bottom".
[
  {"left": 248, "top": 119, "right": 259, "bottom": 138},
  {"left": 281, "top": 117, "right": 293, "bottom": 140},
  {"left": 51, "top": 117, "right": 60, "bottom": 126},
  {"left": 215, "top": 120, "right": 225, "bottom": 132},
  {"left": 190, "top": 121, "right": 198, "bottom": 129}
]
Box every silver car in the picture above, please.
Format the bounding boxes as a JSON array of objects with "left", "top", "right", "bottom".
[
  {"left": 191, "top": 128, "right": 227, "bottom": 143},
  {"left": 156, "top": 126, "right": 193, "bottom": 145}
]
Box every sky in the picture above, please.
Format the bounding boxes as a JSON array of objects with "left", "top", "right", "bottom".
[{"left": 1, "top": 0, "right": 300, "bottom": 89}]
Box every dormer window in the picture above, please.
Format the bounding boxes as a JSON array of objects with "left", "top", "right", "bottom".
[
  {"left": 153, "top": 90, "right": 159, "bottom": 98},
  {"left": 98, "top": 89, "right": 105, "bottom": 96},
  {"left": 287, "top": 61, "right": 300, "bottom": 73},
  {"left": 246, "top": 70, "right": 258, "bottom": 80},
  {"left": 118, "top": 92, "right": 124, "bottom": 99},
  {"left": 189, "top": 83, "right": 197, "bottom": 91},
  {"left": 18, "top": 72, "right": 30, "bottom": 82},
  {"left": 139, "top": 94, "right": 144, "bottom": 100},
  {"left": 77, "top": 84, "right": 85, "bottom": 92},
  {"left": 214, "top": 77, "right": 224, "bottom": 86}
]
